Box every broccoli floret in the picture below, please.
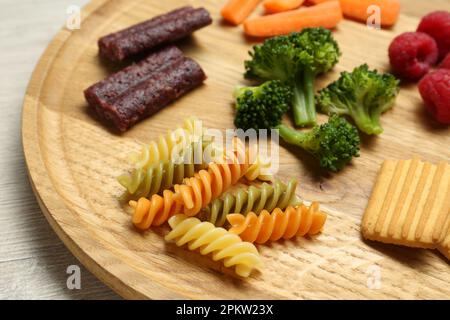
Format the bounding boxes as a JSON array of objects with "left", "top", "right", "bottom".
[
  {"left": 232, "top": 81, "right": 359, "bottom": 172},
  {"left": 245, "top": 28, "right": 341, "bottom": 127},
  {"left": 316, "top": 64, "right": 400, "bottom": 135},
  {"left": 276, "top": 115, "right": 360, "bottom": 172},
  {"left": 233, "top": 80, "right": 292, "bottom": 131}
]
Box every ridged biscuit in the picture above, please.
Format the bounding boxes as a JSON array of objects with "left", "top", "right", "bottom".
[
  {"left": 438, "top": 216, "right": 450, "bottom": 260},
  {"left": 362, "top": 157, "right": 450, "bottom": 250}
]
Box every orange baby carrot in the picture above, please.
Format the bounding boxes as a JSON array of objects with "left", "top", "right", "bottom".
[
  {"left": 339, "top": 0, "right": 400, "bottom": 27},
  {"left": 307, "top": 0, "right": 333, "bottom": 4},
  {"left": 221, "top": 0, "right": 262, "bottom": 25},
  {"left": 244, "top": 0, "right": 342, "bottom": 37},
  {"left": 263, "top": 0, "right": 305, "bottom": 14}
]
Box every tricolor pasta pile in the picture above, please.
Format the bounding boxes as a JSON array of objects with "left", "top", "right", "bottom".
[
  {"left": 120, "top": 118, "right": 327, "bottom": 277},
  {"left": 118, "top": 117, "right": 211, "bottom": 199}
]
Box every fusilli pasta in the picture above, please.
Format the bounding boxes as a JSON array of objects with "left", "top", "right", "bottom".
[
  {"left": 118, "top": 141, "right": 210, "bottom": 200},
  {"left": 129, "top": 117, "right": 204, "bottom": 169},
  {"left": 119, "top": 118, "right": 273, "bottom": 199},
  {"left": 203, "top": 179, "right": 301, "bottom": 226},
  {"left": 165, "top": 214, "right": 263, "bottom": 277},
  {"left": 244, "top": 155, "right": 272, "bottom": 181},
  {"left": 129, "top": 138, "right": 250, "bottom": 229},
  {"left": 227, "top": 203, "right": 327, "bottom": 244},
  {"left": 130, "top": 189, "right": 183, "bottom": 229}
]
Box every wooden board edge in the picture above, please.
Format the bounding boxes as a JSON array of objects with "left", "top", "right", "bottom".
[{"left": 20, "top": 0, "right": 184, "bottom": 300}]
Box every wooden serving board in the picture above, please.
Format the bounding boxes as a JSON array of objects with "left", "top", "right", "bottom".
[{"left": 22, "top": 0, "right": 450, "bottom": 299}]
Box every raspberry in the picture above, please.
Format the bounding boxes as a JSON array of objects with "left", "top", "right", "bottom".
[
  {"left": 388, "top": 32, "right": 439, "bottom": 81},
  {"left": 418, "top": 69, "right": 450, "bottom": 124},
  {"left": 417, "top": 11, "right": 450, "bottom": 61},
  {"left": 440, "top": 53, "right": 450, "bottom": 70}
]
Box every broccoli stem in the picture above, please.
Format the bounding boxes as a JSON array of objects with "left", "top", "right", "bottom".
[
  {"left": 292, "top": 69, "right": 316, "bottom": 127},
  {"left": 275, "top": 124, "right": 315, "bottom": 153},
  {"left": 351, "top": 105, "right": 383, "bottom": 135},
  {"left": 233, "top": 85, "right": 251, "bottom": 98}
]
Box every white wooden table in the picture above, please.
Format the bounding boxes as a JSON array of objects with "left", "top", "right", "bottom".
[
  {"left": 1, "top": 0, "right": 448, "bottom": 300},
  {"left": 0, "top": 0, "right": 119, "bottom": 299}
]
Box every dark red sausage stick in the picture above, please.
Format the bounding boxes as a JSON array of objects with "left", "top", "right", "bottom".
[
  {"left": 84, "top": 45, "right": 184, "bottom": 110},
  {"left": 99, "top": 7, "right": 212, "bottom": 61},
  {"left": 98, "top": 7, "right": 194, "bottom": 60},
  {"left": 87, "top": 57, "right": 206, "bottom": 132}
]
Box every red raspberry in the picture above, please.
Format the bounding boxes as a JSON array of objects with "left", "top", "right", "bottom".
[
  {"left": 418, "top": 69, "right": 450, "bottom": 124},
  {"left": 388, "top": 32, "right": 438, "bottom": 81},
  {"left": 417, "top": 11, "right": 450, "bottom": 61},
  {"left": 440, "top": 53, "right": 450, "bottom": 70}
]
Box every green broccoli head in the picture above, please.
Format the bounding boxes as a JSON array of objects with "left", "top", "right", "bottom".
[
  {"left": 290, "top": 27, "right": 341, "bottom": 75},
  {"left": 316, "top": 64, "right": 400, "bottom": 135},
  {"left": 244, "top": 28, "right": 341, "bottom": 127},
  {"left": 276, "top": 115, "right": 360, "bottom": 172},
  {"left": 244, "top": 34, "right": 298, "bottom": 82},
  {"left": 234, "top": 80, "right": 292, "bottom": 131},
  {"left": 245, "top": 28, "right": 340, "bottom": 80}
]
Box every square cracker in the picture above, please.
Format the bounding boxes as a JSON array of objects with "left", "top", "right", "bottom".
[{"left": 361, "top": 157, "right": 450, "bottom": 250}]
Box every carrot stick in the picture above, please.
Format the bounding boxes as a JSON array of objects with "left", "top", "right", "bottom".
[
  {"left": 244, "top": 1, "right": 342, "bottom": 37},
  {"left": 307, "top": 0, "right": 333, "bottom": 4},
  {"left": 339, "top": 0, "right": 400, "bottom": 27},
  {"left": 263, "top": 0, "right": 305, "bottom": 14},
  {"left": 221, "top": 0, "right": 262, "bottom": 25}
]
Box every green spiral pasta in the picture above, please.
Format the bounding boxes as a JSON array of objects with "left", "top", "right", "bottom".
[{"left": 202, "top": 179, "right": 301, "bottom": 227}]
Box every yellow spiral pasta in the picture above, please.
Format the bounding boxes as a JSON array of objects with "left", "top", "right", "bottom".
[
  {"left": 165, "top": 214, "right": 263, "bottom": 277},
  {"left": 129, "top": 138, "right": 250, "bottom": 230},
  {"left": 245, "top": 155, "right": 272, "bottom": 181},
  {"left": 203, "top": 179, "right": 301, "bottom": 227},
  {"left": 118, "top": 141, "right": 210, "bottom": 200},
  {"left": 129, "top": 117, "right": 204, "bottom": 169},
  {"left": 227, "top": 203, "right": 327, "bottom": 244}
]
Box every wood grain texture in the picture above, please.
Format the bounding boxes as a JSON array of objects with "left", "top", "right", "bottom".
[
  {"left": 21, "top": 0, "right": 450, "bottom": 299},
  {"left": 0, "top": 0, "right": 118, "bottom": 299}
]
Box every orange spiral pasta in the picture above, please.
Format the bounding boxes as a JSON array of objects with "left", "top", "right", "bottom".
[
  {"left": 130, "top": 138, "right": 250, "bottom": 230},
  {"left": 129, "top": 190, "right": 184, "bottom": 229},
  {"left": 227, "top": 203, "right": 327, "bottom": 244}
]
